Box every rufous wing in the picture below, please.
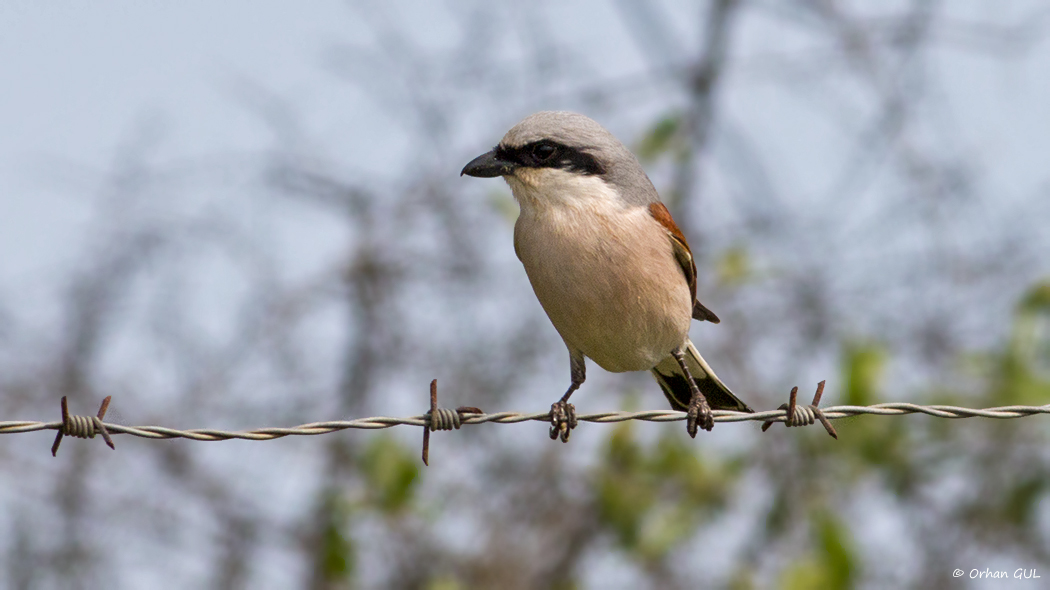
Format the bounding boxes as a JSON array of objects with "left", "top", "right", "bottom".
[{"left": 648, "top": 202, "right": 719, "bottom": 324}]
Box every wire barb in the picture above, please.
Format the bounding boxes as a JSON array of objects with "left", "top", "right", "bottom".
[
  {"left": 762, "top": 381, "right": 838, "bottom": 439},
  {"left": 51, "top": 395, "right": 116, "bottom": 457},
  {"left": 421, "top": 379, "right": 482, "bottom": 466}
]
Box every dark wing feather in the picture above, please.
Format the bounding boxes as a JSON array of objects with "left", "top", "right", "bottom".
[{"left": 692, "top": 300, "right": 720, "bottom": 324}]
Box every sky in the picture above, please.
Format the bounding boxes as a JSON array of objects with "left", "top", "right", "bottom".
[{"left": 1, "top": 2, "right": 356, "bottom": 294}]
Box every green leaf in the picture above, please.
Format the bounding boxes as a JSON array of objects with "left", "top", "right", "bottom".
[
  {"left": 596, "top": 422, "right": 651, "bottom": 549},
  {"left": 815, "top": 512, "right": 857, "bottom": 589},
  {"left": 319, "top": 492, "right": 355, "bottom": 581},
  {"left": 361, "top": 435, "right": 420, "bottom": 513},
  {"left": 1004, "top": 477, "right": 1047, "bottom": 526},
  {"left": 1017, "top": 280, "right": 1050, "bottom": 314},
  {"left": 984, "top": 282, "right": 1050, "bottom": 404},
  {"left": 636, "top": 115, "right": 682, "bottom": 162},
  {"left": 842, "top": 343, "right": 885, "bottom": 406},
  {"left": 715, "top": 246, "right": 751, "bottom": 286},
  {"left": 778, "top": 512, "right": 857, "bottom": 590},
  {"left": 594, "top": 423, "right": 738, "bottom": 562},
  {"left": 487, "top": 189, "right": 519, "bottom": 225},
  {"left": 651, "top": 433, "right": 731, "bottom": 509},
  {"left": 1008, "top": 280, "right": 1050, "bottom": 393},
  {"left": 779, "top": 558, "right": 829, "bottom": 590}
]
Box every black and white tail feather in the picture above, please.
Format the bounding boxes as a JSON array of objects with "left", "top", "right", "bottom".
[{"left": 651, "top": 340, "right": 753, "bottom": 413}]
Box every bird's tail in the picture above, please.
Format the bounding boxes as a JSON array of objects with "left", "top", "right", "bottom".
[{"left": 651, "top": 339, "right": 753, "bottom": 413}]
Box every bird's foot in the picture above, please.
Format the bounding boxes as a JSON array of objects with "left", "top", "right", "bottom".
[
  {"left": 549, "top": 400, "right": 578, "bottom": 443},
  {"left": 686, "top": 395, "right": 714, "bottom": 437}
]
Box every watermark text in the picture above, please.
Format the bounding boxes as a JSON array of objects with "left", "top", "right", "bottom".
[{"left": 953, "top": 568, "right": 1040, "bottom": 579}]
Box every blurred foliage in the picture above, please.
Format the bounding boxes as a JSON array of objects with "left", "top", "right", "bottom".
[
  {"left": 991, "top": 280, "right": 1050, "bottom": 405},
  {"left": 360, "top": 434, "right": 420, "bottom": 514},
  {"left": 306, "top": 281, "right": 1050, "bottom": 588},
  {"left": 834, "top": 342, "right": 916, "bottom": 490},
  {"left": 487, "top": 189, "right": 520, "bottom": 225},
  {"left": 1001, "top": 475, "right": 1048, "bottom": 527},
  {"left": 636, "top": 114, "right": 682, "bottom": 163},
  {"left": 842, "top": 343, "right": 885, "bottom": 407},
  {"left": 1018, "top": 280, "right": 1050, "bottom": 314},
  {"left": 715, "top": 246, "right": 752, "bottom": 287},
  {"left": 316, "top": 435, "right": 420, "bottom": 587},
  {"left": 594, "top": 421, "right": 737, "bottom": 564},
  {"left": 319, "top": 491, "right": 356, "bottom": 583},
  {"left": 813, "top": 511, "right": 858, "bottom": 589}
]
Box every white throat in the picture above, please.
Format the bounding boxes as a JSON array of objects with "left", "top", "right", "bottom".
[{"left": 505, "top": 168, "right": 623, "bottom": 214}]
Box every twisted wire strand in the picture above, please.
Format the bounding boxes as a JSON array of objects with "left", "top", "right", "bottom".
[
  {"left": 62, "top": 414, "right": 103, "bottom": 439},
  {"left": 4, "top": 402, "right": 1050, "bottom": 443},
  {"left": 428, "top": 408, "right": 462, "bottom": 431},
  {"left": 785, "top": 404, "right": 818, "bottom": 426}
]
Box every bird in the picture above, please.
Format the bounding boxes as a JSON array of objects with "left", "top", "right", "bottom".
[{"left": 461, "top": 111, "right": 753, "bottom": 441}]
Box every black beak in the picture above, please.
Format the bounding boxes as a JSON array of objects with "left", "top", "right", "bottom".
[{"left": 461, "top": 149, "right": 517, "bottom": 178}]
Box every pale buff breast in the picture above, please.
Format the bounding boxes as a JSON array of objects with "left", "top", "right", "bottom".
[{"left": 509, "top": 171, "right": 692, "bottom": 373}]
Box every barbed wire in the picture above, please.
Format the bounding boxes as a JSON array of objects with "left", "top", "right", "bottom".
[{"left": 3, "top": 380, "right": 1050, "bottom": 464}]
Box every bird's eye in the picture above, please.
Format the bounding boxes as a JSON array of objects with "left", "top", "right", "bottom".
[{"left": 532, "top": 143, "right": 557, "bottom": 161}]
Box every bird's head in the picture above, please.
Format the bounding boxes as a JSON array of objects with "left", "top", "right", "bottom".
[{"left": 461, "top": 111, "right": 659, "bottom": 210}]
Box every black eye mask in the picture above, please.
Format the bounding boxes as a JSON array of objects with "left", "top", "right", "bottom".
[{"left": 495, "top": 141, "right": 605, "bottom": 176}]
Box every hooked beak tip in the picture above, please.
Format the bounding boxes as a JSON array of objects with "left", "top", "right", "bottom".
[{"left": 461, "top": 149, "right": 515, "bottom": 178}]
